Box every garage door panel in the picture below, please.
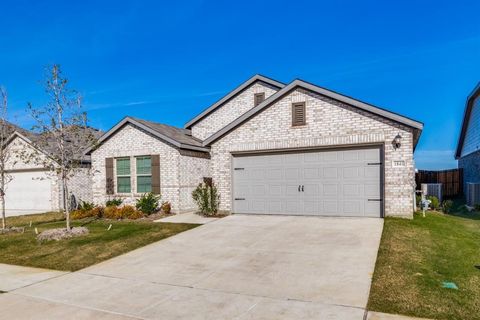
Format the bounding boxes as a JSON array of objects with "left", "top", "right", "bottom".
[
  {"left": 266, "top": 168, "right": 283, "bottom": 180},
  {"left": 233, "top": 147, "right": 382, "bottom": 217},
  {"left": 323, "top": 167, "right": 338, "bottom": 178}
]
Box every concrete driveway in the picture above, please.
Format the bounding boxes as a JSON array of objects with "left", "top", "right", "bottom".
[{"left": 0, "top": 215, "right": 383, "bottom": 319}]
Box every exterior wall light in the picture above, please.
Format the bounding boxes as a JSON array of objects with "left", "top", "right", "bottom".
[{"left": 393, "top": 134, "right": 402, "bottom": 150}]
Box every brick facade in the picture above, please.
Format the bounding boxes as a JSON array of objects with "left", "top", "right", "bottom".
[
  {"left": 191, "top": 82, "right": 279, "bottom": 140},
  {"left": 90, "top": 79, "right": 418, "bottom": 218},
  {"left": 91, "top": 124, "right": 209, "bottom": 212},
  {"left": 209, "top": 88, "right": 415, "bottom": 217}
]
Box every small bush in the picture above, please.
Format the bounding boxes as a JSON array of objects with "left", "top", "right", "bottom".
[
  {"left": 119, "top": 205, "right": 144, "bottom": 219},
  {"left": 474, "top": 204, "right": 480, "bottom": 212},
  {"left": 192, "top": 182, "right": 220, "bottom": 216},
  {"left": 106, "top": 198, "right": 123, "bottom": 207},
  {"left": 71, "top": 206, "right": 103, "bottom": 220},
  {"left": 427, "top": 196, "right": 440, "bottom": 210},
  {"left": 415, "top": 195, "right": 422, "bottom": 207},
  {"left": 161, "top": 201, "right": 172, "bottom": 214},
  {"left": 103, "top": 205, "right": 121, "bottom": 219},
  {"left": 78, "top": 200, "right": 95, "bottom": 211},
  {"left": 441, "top": 200, "right": 454, "bottom": 214},
  {"left": 136, "top": 193, "right": 160, "bottom": 215}
]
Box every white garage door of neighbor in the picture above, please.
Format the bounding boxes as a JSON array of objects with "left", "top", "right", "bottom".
[
  {"left": 232, "top": 147, "right": 382, "bottom": 217},
  {"left": 5, "top": 171, "right": 52, "bottom": 216}
]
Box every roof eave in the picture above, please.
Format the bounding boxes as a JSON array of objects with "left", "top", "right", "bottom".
[
  {"left": 203, "top": 79, "right": 424, "bottom": 147},
  {"left": 455, "top": 82, "right": 480, "bottom": 159},
  {"left": 85, "top": 117, "right": 210, "bottom": 155}
]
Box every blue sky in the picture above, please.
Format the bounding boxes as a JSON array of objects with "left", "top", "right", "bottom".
[{"left": 1, "top": 0, "right": 479, "bottom": 169}]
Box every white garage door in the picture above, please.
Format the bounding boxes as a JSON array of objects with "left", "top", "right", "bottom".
[
  {"left": 4, "top": 171, "right": 53, "bottom": 216},
  {"left": 232, "top": 147, "right": 382, "bottom": 217}
]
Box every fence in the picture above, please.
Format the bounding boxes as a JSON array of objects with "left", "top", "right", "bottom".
[{"left": 415, "top": 168, "right": 463, "bottom": 198}]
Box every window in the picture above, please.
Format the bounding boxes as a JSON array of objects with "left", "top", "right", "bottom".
[
  {"left": 116, "top": 158, "right": 131, "bottom": 193},
  {"left": 292, "top": 102, "right": 306, "bottom": 126},
  {"left": 254, "top": 92, "right": 265, "bottom": 107},
  {"left": 136, "top": 156, "right": 152, "bottom": 193}
]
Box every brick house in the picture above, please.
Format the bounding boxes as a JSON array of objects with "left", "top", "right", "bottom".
[{"left": 88, "top": 75, "right": 423, "bottom": 217}]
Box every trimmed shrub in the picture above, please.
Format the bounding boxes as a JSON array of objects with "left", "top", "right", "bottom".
[
  {"left": 103, "top": 205, "right": 121, "bottom": 219},
  {"left": 71, "top": 206, "right": 103, "bottom": 220},
  {"left": 161, "top": 201, "right": 172, "bottom": 214},
  {"left": 119, "top": 205, "right": 144, "bottom": 219},
  {"left": 106, "top": 198, "right": 123, "bottom": 207},
  {"left": 427, "top": 196, "right": 440, "bottom": 210},
  {"left": 136, "top": 193, "right": 160, "bottom": 215},
  {"left": 103, "top": 205, "right": 144, "bottom": 220},
  {"left": 192, "top": 182, "right": 220, "bottom": 216},
  {"left": 441, "top": 200, "right": 453, "bottom": 214}
]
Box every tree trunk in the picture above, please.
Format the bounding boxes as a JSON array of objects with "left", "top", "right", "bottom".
[
  {"left": 1, "top": 195, "right": 5, "bottom": 230},
  {"left": 1, "top": 173, "right": 5, "bottom": 230},
  {"left": 62, "top": 176, "right": 70, "bottom": 230}
]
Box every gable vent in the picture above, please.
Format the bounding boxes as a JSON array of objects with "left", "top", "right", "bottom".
[
  {"left": 292, "top": 102, "right": 306, "bottom": 126},
  {"left": 254, "top": 92, "right": 265, "bottom": 107}
]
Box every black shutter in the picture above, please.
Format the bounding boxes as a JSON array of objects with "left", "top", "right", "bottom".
[
  {"left": 105, "top": 158, "right": 114, "bottom": 194},
  {"left": 151, "top": 155, "right": 160, "bottom": 194}
]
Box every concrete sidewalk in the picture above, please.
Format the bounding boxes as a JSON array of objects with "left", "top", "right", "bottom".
[{"left": 0, "top": 263, "right": 67, "bottom": 292}]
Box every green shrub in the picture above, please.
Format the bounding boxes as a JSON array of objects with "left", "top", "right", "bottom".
[
  {"left": 441, "top": 200, "right": 453, "bottom": 214},
  {"left": 415, "top": 195, "right": 422, "bottom": 207},
  {"left": 192, "top": 182, "right": 220, "bottom": 216},
  {"left": 474, "top": 204, "right": 480, "bottom": 212},
  {"left": 78, "top": 200, "right": 95, "bottom": 211},
  {"left": 161, "top": 201, "right": 172, "bottom": 214},
  {"left": 135, "top": 193, "right": 160, "bottom": 215},
  {"left": 427, "top": 196, "right": 440, "bottom": 210},
  {"left": 106, "top": 198, "right": 123, "bottom": 207}
]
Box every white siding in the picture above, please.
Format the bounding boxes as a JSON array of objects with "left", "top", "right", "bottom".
[{"left": 462, "top": 96, "right": 480, "bottom": 157}]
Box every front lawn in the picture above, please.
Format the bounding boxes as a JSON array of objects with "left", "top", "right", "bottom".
[
  {"left": 368, "top": 205, "right": 480, "bottom": 320},
  {"left": 0, "top": 213, "right": 198, "bottom": 271}
]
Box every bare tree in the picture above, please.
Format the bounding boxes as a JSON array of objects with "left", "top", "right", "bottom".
[
  {"left": 0, "top": 87, "right": 12, "bottom": 229},
  {"left": 27, "top": 65, "right": 97, "bottom": 230}
]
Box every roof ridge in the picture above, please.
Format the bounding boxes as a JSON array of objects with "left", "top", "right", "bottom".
[{"left": 184, "top": 74, "right": 285, "bottom": 129}]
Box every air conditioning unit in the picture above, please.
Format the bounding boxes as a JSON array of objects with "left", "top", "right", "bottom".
[
  {"left": 421, "top": 183, "right": 442, "bottom": 203},
  {"left": 466, "top": 183, "right": 480, "bottom": 207}
]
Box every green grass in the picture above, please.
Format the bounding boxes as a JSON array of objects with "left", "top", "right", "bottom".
[
  {"left": 368, "top": 203, "right": 480, "bottom": 320},
  {"left": 0, "top": 213, "right": 198, "bottom": 271}
]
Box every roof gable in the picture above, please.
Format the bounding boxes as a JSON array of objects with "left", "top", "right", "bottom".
[
  {"left": 86, "top": 117, "right": 210, "bottom": 155},
  {"left": 455, "top": 82, "right": 480, "bottom": 159},
  {"left": 203, "top": 79, "right": 424, "bottom": 147},
  {"left": 184, "top": 74, "right": 285, "bottom": 129}
]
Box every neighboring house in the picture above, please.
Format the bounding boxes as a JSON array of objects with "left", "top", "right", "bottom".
[
  {"left": 88, "top": 75, "right": 423, "bottom": 217},
  {"left": 456, "top": 83, "right": 480, "bottom": 192},
  {"left": 1, "top": 126, "right": 100, "bottom": 216}
]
